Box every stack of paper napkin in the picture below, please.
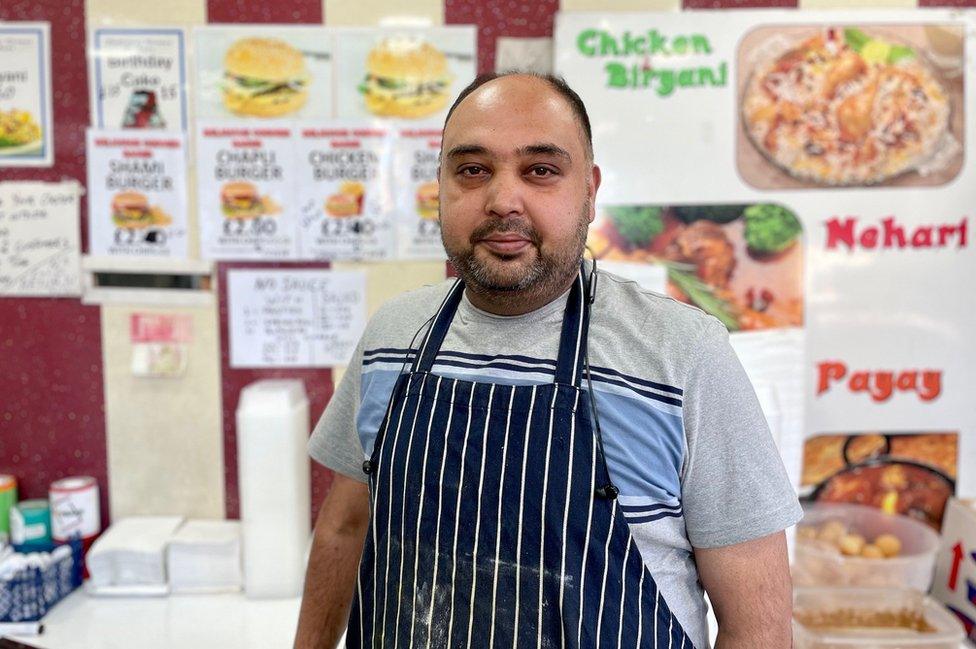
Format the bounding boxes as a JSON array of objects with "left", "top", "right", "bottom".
[{"left": 166, "top": 519, "right": 242, "bottom": 593}]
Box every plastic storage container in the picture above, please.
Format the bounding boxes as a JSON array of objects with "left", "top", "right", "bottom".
[
  {"left": 0, "top": 539, "right": 83, "bottom": 623},
  {"left": 793, "top": 503, "right": 940, "bottom": 591},
  {"left": 793, "top": 587, "right": 964, "bottom": 649},
  {"left": 236, "top": 379, "right": 311, "bottom": 598}
]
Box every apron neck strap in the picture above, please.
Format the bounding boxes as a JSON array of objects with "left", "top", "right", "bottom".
[
  {"left": 413, "top": 278, "right": 465, "bottom": 374},
  {"left": 412, "top": 265, "right": 591, "bottom": 388},
  {"left": 553, "top": 266, "right": 589, "bottom": 388}
]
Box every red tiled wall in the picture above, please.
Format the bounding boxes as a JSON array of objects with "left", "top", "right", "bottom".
[
  {"left": 446, "top": 0, "right": 560, "bottom": 74},
  {"left": 0, "top": 0, "right": 109, "bottom": 530}
]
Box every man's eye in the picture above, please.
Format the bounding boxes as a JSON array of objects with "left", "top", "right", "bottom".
[
  {"left": 529, "top": 166, "right": 557, "bottom": 177},
  {"left": 459, "top": 166, "right": 486, "bottom": 176}
]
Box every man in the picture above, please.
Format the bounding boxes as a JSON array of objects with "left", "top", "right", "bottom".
[{"left": 295, "top": 73, "right": 801, "bottom": 649}]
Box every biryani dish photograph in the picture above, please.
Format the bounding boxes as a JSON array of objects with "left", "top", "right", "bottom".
[
  {"left": 587, "top": 203, "right": 803, "bottom": 331},
  {"left": 220, "top": 181, "right": 280, "bottom": 219},
  {"left": 739, "top": 25, "right": 963, "bottom": 188},
  {"left": 360, "top": 37, "right": 453, "bottom": 119},
  {"left": 111, "top": 192, "right": 173, "bottom": 229},
  {"left": 324, "top": 181, "right": 365, "bottom": 218},
  {"left": 222, "top": 37, "right": 310, "bottom": 117},
  {"left": 0, "top": 108, "right": 42, "bottom": 154}
]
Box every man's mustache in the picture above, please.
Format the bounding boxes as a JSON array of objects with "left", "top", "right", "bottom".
[{"left": 469, "top": 220, "right": 541, "bottom": 246}]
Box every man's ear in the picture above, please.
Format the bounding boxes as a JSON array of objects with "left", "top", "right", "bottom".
[{"left": 588, "top": 164, "right": 602, "bottom": 224}]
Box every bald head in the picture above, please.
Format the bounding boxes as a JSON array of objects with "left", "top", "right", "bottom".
[{"left": 442, "top": 73, "right": 594, "bottom": 163}]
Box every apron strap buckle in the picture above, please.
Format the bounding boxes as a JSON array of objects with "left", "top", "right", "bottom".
[{"left": 595, "top": 483, "right": 619, "bottom": 500}]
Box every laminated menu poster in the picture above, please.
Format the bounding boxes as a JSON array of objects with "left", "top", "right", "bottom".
[
  {"left": 333, "top": 27, "right": 475, "bottom": 121},
  {"left": 555, "top": 11, "right": 969, "bottom": 203},
  {"left": 556, "top": 10, "right": 976, "bottom": 497},
  {"left": 0, "top": 181, "right": 81, "bottom": 296},
  {"left": 394, "top": 124, "right": 444, "bottom": 260},
  {"left": 194, "top": 26, "right": 332, "bottom": 121},
  {"left": 227, "top": 268, "right": 366, "bottom": 368},
  {"left": 0, "top": 23, "right": 53, "bottom": 167},
  {"left": 295, "top": 121, "right": 394, "bottom": 260},
  {"left": 88, "top": 27, "right": 188, "bottom": 131},
  {"left": 86, "top": 130, "right": 189, "bottom": 258},
  {"left": 196, "top": 121, "right": 298, "bottom": 260}
]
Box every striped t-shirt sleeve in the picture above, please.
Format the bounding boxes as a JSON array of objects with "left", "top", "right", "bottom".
[{"left": 679, "top": 319, "right": 803, "bottom": 549}]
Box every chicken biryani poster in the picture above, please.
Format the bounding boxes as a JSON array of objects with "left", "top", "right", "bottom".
[
  {"left": 85, "top": 129, "right": 189, "bottom": 258},
  {"left": 191, "top": 26, "right": 476, "bottom": 122},
  {"left": 0, "top": 23, "right": 53, "bottom": 167},
  {"left": 554, "top": 10, "right": 972, "bottom": 204}
]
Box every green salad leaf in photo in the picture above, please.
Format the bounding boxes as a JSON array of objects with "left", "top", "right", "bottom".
[
  {"left": 606, "top": 205, "right": 664, "bottom": 248},
  {"left": 743, "top": 204, "right": 802, "bottom": 255}
]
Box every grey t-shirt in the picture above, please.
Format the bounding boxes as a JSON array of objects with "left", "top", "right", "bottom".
[{"left": 309, "top": 267, "right": 802, "bottom": 649}]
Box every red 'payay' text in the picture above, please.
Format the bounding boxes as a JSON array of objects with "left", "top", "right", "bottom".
[
  {"left": 825, "top": 216, "right": 968, "bottom": 250},
  {"left": 816, "top": 361, "right": 941, "bottom": 402}
]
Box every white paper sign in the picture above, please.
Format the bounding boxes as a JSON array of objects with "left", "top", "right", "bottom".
[
  {"left": 0, "top": 23, "right": 53, "bottom": 167},
  {"left": 196, "top": 120, "right": 298, "bottom": 260},
  {"left": 296, "top": 121, "right": 394, "bottom": 261},
  {"left": 86, "top": 130, "right": 189, "bottom": 258},
  {"left": 394, "top": 124, "right": 444, "bottom": 260},
  {"left": 0, "top": 181, "right": 81, "bottom": 296},
  {"left": 88, "top": 27, "right": 188, "bottom": 131},
  {"left": 227, "top": 269, "right": 366, "bottom": 368}
]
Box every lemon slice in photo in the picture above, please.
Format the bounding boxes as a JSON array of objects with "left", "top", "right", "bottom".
[{"left": 860, "top": 40, "right": 891, "bottom": 65}]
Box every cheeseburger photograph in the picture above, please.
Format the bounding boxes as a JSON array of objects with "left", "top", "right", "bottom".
[
  {"left": 111, "top": 192, "right": 173, "bottom": 229},
  {"left": 335, "top": 27, "right": 475, "bottom": 120},
  {"left": 220, "top": 182, "right": 280, "bottom": 219},
  {"left": 415, "top": 180, "right": 439, "bottom": 220},
  {"left": 223, "top": 37, "right": 309, "bottom": 118},
  {"left": 194, "top": 27, "right": 332, "bottom": 120}
]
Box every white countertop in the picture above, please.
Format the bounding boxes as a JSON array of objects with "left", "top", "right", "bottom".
[
  {"left": 4, "top": 590, "right": 968, "bottom": 649},
  {"left": 7, "top": 590, "right": 302, "bottom": 649}
]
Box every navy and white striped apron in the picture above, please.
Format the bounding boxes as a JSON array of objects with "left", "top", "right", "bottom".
[{"left": 349, "top": 267, "right": 696, "bottom": 648}]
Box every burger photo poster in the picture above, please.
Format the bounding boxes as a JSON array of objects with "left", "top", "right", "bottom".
[
  {"left": 395, "top": 123, "right": 445, "bottom": 260},
  {"left": 195, "top": 119, "right": 299, "bottom": 260},
  {"left": 193, "top": 26, "right": 333, "bottom": 121},
  {"left": 334, "top": 26, "right": 476, "bottom": 121},
  {"left": 86, "top": 129, "right": 189, "bottom": 258},
  {"left": 295, "top": 120, "right": 395, "bottom": 261}
]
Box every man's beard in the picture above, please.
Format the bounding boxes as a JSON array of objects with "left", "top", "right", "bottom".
[{"left": 443, "top": 202, "right": 590, "bottom": 299}]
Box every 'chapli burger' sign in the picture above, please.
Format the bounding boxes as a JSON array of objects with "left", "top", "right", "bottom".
[{"left": 196, "top": 120, "right": 298, "bottom": 260}]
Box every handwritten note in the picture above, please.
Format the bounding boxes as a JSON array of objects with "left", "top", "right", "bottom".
[
  {"left": 0, "top": 181, "right": 82, "bottom": 296},
  {"left": 227, "top": 269, "right": 366, "bottom": 368}
]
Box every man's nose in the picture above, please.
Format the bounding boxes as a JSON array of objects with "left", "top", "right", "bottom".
[{"left": 484, "top": 170, "right": 525, "bottom": 218}]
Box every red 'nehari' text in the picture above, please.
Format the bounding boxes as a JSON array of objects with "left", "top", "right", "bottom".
[{"left": 825, "top": 216, "right": 967, "bottom": 250}]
